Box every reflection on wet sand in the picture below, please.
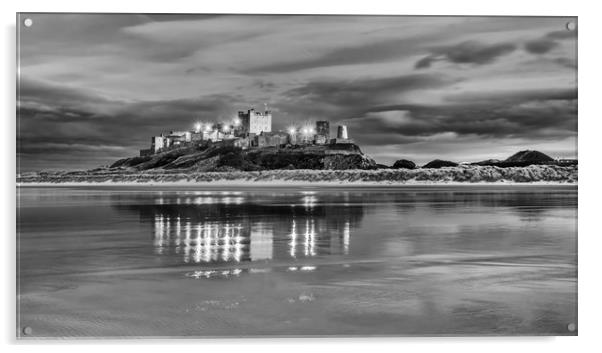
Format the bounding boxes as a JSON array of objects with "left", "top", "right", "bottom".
[
  {"left": 122, "top": 192, "right": 361, "bottom": 265},
  {"left": 18, "top": 186, "right": 577, "bottom": 336}
]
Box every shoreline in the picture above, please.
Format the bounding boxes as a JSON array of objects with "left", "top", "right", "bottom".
[
  {"left": 17, "top": 180, "right": 577, "bottom": 188},
  {"left": 16, "top": 165, "right": 578, "bottom": 188}
]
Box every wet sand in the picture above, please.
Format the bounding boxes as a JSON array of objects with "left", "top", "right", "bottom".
[{"left": 17, "top": 186, "right": 577, "bottom": 337}]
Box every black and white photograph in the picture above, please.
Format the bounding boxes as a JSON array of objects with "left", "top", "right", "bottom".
[{"left": 16, "top": 12, "right": 577, "bottom": 338}]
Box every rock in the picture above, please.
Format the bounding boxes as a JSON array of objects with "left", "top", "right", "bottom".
[
  {"left": 422, "top": 159, "right": 458, "bottom": 169},
  {"left": 323, "top": 154, "right": 376, "bottom": 170},
  {"left": 471, "top": 159, "right": 501, "bottom": 166},
  {"left": 504, "top": 150, "right": 554, "bottom": 163},
  {"left": 392, "top": 159, "right": 416, "bottom": 169}
]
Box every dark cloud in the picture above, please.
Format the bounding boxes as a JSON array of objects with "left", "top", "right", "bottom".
[
  {"left": 17, "top": 78, "right": 244, "bottom": 170},
  {"left": 346, "top": 88, "right": 577, "bottom": 142},
  {"left": 414, "top": 56, "right": 435, "bottom": 69},
  {"left": 545, "top": 29, "right": 577, "bottom": 40},
  {"left": 247, "top": 37, "right": 421, "bottom": 73},
  {"left": 17, "top": 15, "right": 578, "bottom": 168},
  {"left": 277, "top": 74, "right": 576, "bottom": 155},
  {"left": 415, "top": 41, "right": 516, "bottom": 69},
  {"left": 283, "top": 74, "right": 456, "bottom": 110},
  {"left": 443, "top": 87, "right": 577, "bottom": 104},
  {"left": 525, "top": 39, "right": 558, "bottom": 54},
  {"left": 554, "top": 57, "right": 577, "bottom": 69},
  {"left": 523, "top": 28, "right": 576, "bottom": 56}
]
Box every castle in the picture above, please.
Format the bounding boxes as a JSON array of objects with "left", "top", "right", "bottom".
[
  {"left": 238, "top": 108, "right": 272, "bottom": 135},
  {"left": 139, "top": 107, "right": 353, "bottom": 156}
]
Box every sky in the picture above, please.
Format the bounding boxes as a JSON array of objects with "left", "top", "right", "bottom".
[{"left": 17, "top": 14, "right": 577, "bottom": 171}]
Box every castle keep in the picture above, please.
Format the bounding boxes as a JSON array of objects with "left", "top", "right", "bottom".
[
  {"left": 238, "top": 108, "right": 272, "bottom": 135},
  {"left": 139, "top": 107, "right": 353, "bottom": 156}
]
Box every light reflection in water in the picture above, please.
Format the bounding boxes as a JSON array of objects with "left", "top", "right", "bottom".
[
  {"left": 138, "top": 193, "right": 361, "bottom": 265},
  {"left": 152, "top": 214, "right": 345, "bottom": 265},
  {"left": 289, "top": 220, "right": 297, "bottom": 258},
  {"left": 343, "top": 221, "right": 350, "bottom": 255},
  {"left": 156, "top": 221, "right": 350, "bottom": 264}
]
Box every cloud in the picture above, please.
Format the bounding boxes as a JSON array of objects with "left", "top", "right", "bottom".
[
  {"left": 282, "top": 74, "right": 456, "bottom": 111},
  {"left": 545, "top": 29, "right": 577, "bottom": 40},
  {"left": 247, "top": 37, "right": 419, "bottom": 73},
  {"left": 414, "top": 56, "right": 435, "bottom": 69},
  {"left": 523, "top": 28, "right": 576, "bottom": 56},
  {"left": 415, "top": 41, "right": 517, "bottom": 69},
  {"left": 525, "top": 39, "right": 558, "bottom": 54},
  {"left": 340, "top": 87, "right": 577, "bottom": 144},
  {"left": 17, "top": 14, "right": 578, "bottom": 169},
  {"left": 17, "top": 77, "right": 244, "bottom": 170},
  {"left": 554, "top": 57, "right": 577, "bottom": 69}
]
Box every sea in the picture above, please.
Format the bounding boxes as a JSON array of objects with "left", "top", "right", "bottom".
[{"left": 17, "top": 185, "right": 577, "bottom": 337}]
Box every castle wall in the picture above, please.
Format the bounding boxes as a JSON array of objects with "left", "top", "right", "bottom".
[{"left": 151, "top": 136, "right": 165, "bottom": 153}]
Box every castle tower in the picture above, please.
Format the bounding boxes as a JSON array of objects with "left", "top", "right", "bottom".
[
  {"left": 238, "top": 108, "right": 272, "bottom": 135},
  {"left": 316, "top": 121, "right": 330, "bottom": 139},
  {"left": 337, "top": 125, "right": 348, "bottom": 139}
]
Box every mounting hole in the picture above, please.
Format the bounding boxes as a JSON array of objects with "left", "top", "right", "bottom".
[
  {"left": 567, "top": 323, "right": 576, "bottom": 332},
  {"left": 566, "top": 21, "right": 576, "bottom": 31},
  {"left": 22, "top": 326, "right": 32, "bottom": 335},
  {"left": 23, "top": 18, "right": 33, "bottom": 27}
]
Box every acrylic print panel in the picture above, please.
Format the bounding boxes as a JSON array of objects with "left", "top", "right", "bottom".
[{"left": 16, "top": 13, "right": 578, "bottom": 338}]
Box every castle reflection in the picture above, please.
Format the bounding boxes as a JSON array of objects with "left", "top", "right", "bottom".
[{"left": 117, "top": 192, "right": 364, "bottom": 265}]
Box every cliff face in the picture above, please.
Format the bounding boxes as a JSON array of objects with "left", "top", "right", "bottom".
[{"left": 109, "top": 143, "right": 376, "bottom": 172}]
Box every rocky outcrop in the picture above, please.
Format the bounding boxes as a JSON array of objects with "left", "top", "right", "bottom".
[
  {"left": 422, "top": 159, "right": 458, "bottom": 169},
  {"left": 108, "top": 143, "right": 375, "bottom": 172},
  {"left": 472, "top": 150, "right": 562, "bottom": 168},
  {"left": 392, "top": 159, "right": 416, "bottom": 169},
  {"left": 323, "top": 154, "right": 376, "bottom": 170},
  {"left": 505, "top": 150, "right": 554, "bottom": 163}
]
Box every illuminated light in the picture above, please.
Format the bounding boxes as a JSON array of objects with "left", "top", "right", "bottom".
[
  {"left": 288, "top": 127, "right": 296, "bottom": 135},
  {"left": 300, "top": 266, "right": 316, "bottom": 271},
  {"left": 233, "top": 118, "right": 241, "bottom": 126},
  {"left": 249, "top": 268, "right": 271, "bottom": 274},
  {"left": 222, "top": 224, "right": 231, "bottom": 261},
  {"left": 289, "top": 219, "right": 297, "bottom": 258},
  {"left": 201, "top": 224, "right": 211, "bottom": 263},
  {"left": 343, "top": 221, "right": 350, "bottom": 255},
  {"left": 194, "top": 122, "right": 201, "bottom": 132},
  {"left": 310, "top": 219, "right": 316, "bottom": 256},
  {"left": 204, "top": 124, "right": 212, "bottom": 132},
  {"left": 304, "top": 219, "right": 310, "bottom": 257},
  {"left": 154, "top": 215, "right": 165, "bottom": 254},
  {"left": 222, "top": 125, "right": 230, "bottom": 133},
  {"left": 250, "top": 226, "right": 273, "bottom": 261},
  {"left": 302, "top": 128, "right": 309, "bottom": 134},
  {"left": 303, "top": 195, "right": 317, "bottom": 209},
  {"left": 176, "top": 216, "right": 181, "bottom": 242},
  {"left": 288, "top": 266, "right": 298, "bottom": 271}
]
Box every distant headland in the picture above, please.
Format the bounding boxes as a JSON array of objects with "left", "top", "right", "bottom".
[{"left": 17, "top": 107, "right": 577, "bottom": 185}]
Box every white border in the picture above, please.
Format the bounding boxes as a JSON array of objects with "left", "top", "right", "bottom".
[{"left": 3, "top": 0, "right": 600, "bottom": 351}]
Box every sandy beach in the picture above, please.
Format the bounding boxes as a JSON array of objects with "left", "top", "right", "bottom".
[{"left": 17, "top": 185, "right": 577, "bottom": 337}]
